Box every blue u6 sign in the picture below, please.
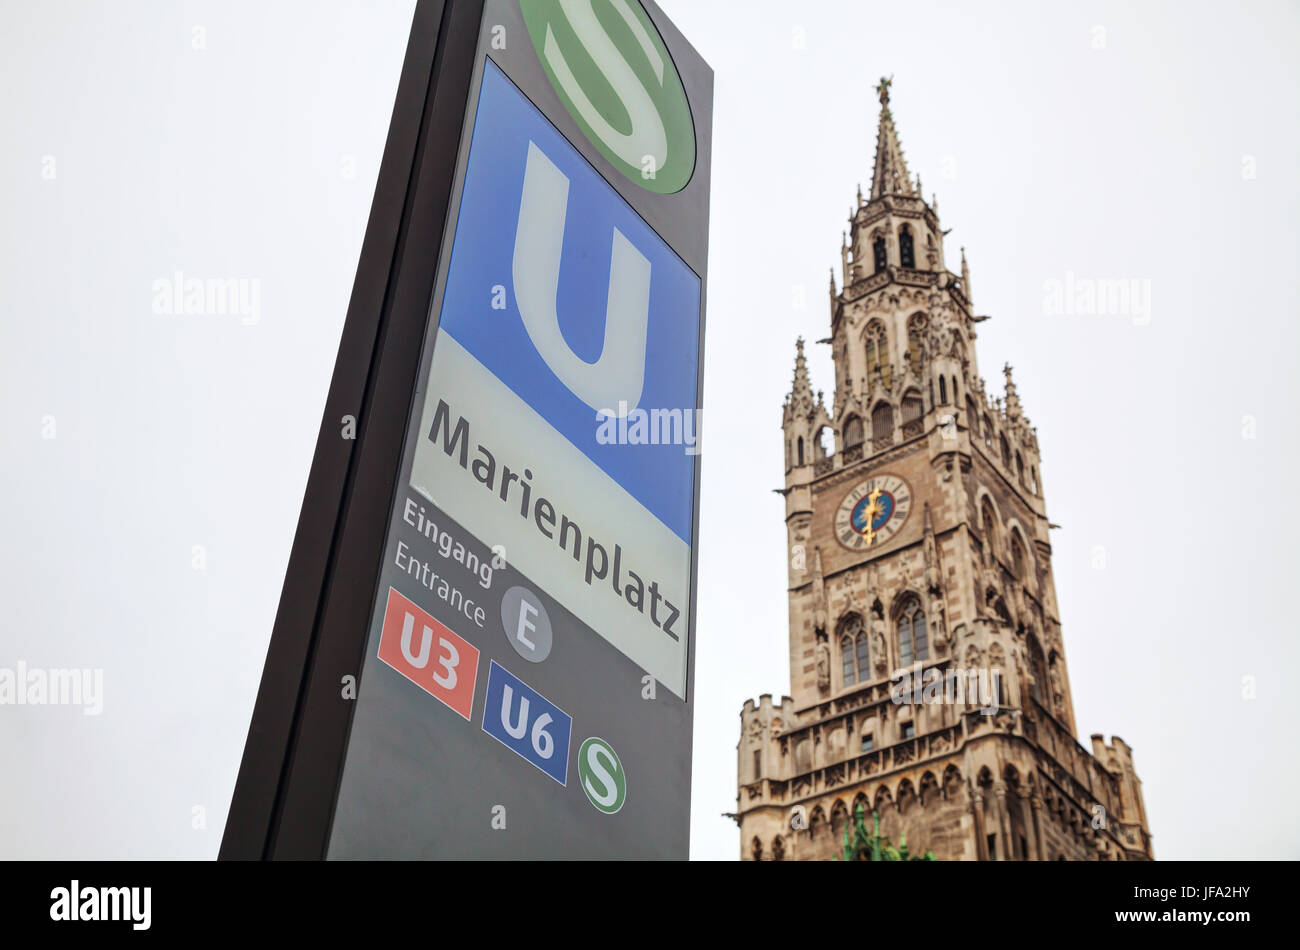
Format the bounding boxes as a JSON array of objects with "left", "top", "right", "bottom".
[
  {"left": 410, "top": 60, "right": 700, "bottom": 698},
  {"left": 481, "top": 661, "right": 573, "bottom": 785}
]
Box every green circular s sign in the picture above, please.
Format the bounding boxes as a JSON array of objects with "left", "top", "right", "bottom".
[
  {"left": 520, "top": 0, "right": 696, "bottom": 194},
  {"left": 577, "top": 736, "right": 627, "bottom": 814}
]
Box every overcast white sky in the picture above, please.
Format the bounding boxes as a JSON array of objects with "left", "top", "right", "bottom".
[{"left": 1, "top": 0, "right": 1297, "bottom": 860}]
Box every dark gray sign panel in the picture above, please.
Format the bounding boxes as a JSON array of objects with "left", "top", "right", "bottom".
[{"left": 222, "top": 0, "right": 710, "bottom": 860}]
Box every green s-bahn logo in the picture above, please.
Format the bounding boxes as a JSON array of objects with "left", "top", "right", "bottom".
[{"left": 520, "top": 0, "right": 696, "bottom": 194}]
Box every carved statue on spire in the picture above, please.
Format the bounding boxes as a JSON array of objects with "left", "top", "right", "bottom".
[
  {"left": 922, "top": 504, "right": 949, "bottom": 655},
  {"left": 862, "top": 565, "right": 888, "bottom": 674},
  {"left": 812, "top": 547, "right": 828, "bottom": 635},
  {"left": 1049, "top": 661, "right": 1066, "bottom": 715},
  {"left": 870, "top": 608, "right": 887, "bottom": 674},
  {"left": 816, "top": 641, "right": 831, "bottom": 692},
  {"left": 875, "top": 75, "right": 893, "bottom": 107}
]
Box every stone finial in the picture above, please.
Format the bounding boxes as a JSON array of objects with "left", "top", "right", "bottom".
[
  {"left": 875, "top": 75, "right": 893, "bottom": 106},
  {"left": 1004, "top": 363, "right": 1023, "bottom": 421},
  {"left": 960, "top": 246, "right": 972, "bottom": 305},
  {"left": 791, "top": 337, "right": 814, "bottom": 412}
]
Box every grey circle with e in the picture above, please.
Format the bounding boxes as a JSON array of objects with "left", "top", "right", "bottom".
[{"left": 500, "top": 585, "right": 553, "bottom": 663}]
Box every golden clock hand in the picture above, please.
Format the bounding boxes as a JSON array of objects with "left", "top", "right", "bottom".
[{"left": 859, "top": 488, "right": 884, "bottom": 545}]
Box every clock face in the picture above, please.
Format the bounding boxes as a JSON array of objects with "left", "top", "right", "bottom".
[{"left": 834, "top": 474, "right": 912, "bottom": 552}]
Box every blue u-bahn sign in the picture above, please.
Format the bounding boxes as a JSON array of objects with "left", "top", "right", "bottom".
[{"left": 410, "top": 58, "right": 699, "bottom": 699}]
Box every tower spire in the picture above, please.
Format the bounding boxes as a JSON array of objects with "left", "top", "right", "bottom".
[
  {"left": 870, "top": 76, "right": 915, "bottom": 199},
  {"left": 961, "top": 246, "right": 972, "bottom": 305},
  {"left": 791, "top": 337, "right": 815, "bottom": 413}
]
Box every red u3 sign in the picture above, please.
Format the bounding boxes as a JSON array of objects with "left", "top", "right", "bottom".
[{"left": 377, "top": 587, "right": 479, "bottom": 720}]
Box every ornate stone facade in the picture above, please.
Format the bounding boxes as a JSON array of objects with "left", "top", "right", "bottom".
[{"left": 735, "top": 80, "right": 1152, "bottom": 862}]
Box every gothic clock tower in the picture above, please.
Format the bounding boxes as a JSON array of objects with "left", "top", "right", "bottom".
[{"left": 735, "top": 79, "right": 1153, "bottom": 861}]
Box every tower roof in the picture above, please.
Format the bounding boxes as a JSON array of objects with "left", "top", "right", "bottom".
[{"left": 869, "top": 76, "right": 916, "bottom": 200}]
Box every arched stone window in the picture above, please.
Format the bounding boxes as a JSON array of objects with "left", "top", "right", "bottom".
[
  {"left": 871, "top": 402, "right": 894, "bottom": 448},
  {"left": 771, "top": 835, "right": 785, "bottom": 861},
  {"left": 943, "top": 764, "right": 963, "bottom": 799},
  {"left": 809, "top": 806, "right": 826, "bottom": 839},
  {"left": 980, "top": 497, "right": 999, "bottom": 560},
  {"left": 904, "top": 387, "right": 925, "bottom": 428},
  {"left": 1011, "top": 532, "right": 1028, "bottom": 581},
  {"left": 951, "top": 375, "right": 959, "bottom": 404},
  {"left": 966, "top": 397, "right": 980, "bottom": 435},
  {"left": 864, "top": 321, "right": 890, "bottom": 387},
  {"left": 831, "top": 801, "right": 849, "bottom": 840},
  {"left": 904, "top": 389, "right": 925, "bottom": 439},
  {"left": 853, "top": 793, "right": 869, "bottom": 818},
  {"left": 899, "top": 226, "right": 915, "bottom": 268},
  {"left": 897, "top": 780, "right": 917, "bottom": 814},
  {"left": 1000, "top": 433, "right": 1011, "bottom": 469},
  {"left": 1030, "top": 466, "right": 1040, "bottom": 495},
  {"left": 814, "top": 425, "right": 831, "bottom": 459},
  {"left": 751, "top": 837, "right": 764, "bottom": 861},
  {"left": 843, "top": 415, "right": 863, "bottom": 449},
  {"left": 897, "top": 595, "right": 929, "bottom": 667},
  {"left": 796, "top": 436, "right": 804, "bottom": 466},
  {"left": 1015, "top": 451, "right": 1025, "bottom": 487},
  {"left": 872, "top": 236, "right": 887, "bottom": 273},
  {"left": 856, "top": 630, "right": 871, "bottom": 681},
  {"left": 919, "top": 771, "right": 939, "bottom": 807},
  {"left": 938, "top": 375, "right": 948, "bottom": 404},
  {"left": 982, "top": 414, "right": 993, "bottom": 448},
  {"left": 838, "top": 615, "right": 869, "bottom": 686}
]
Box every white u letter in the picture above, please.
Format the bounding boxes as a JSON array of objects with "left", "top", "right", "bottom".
[
  {"left": 500, "top": 684, "right": 530, "bottom": 739},
  {"left": 400, "top": 613, "right": 433, "bottom": 668},
  {"left": 512, "top": 141, "right": 651, "bottom": 415}
]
